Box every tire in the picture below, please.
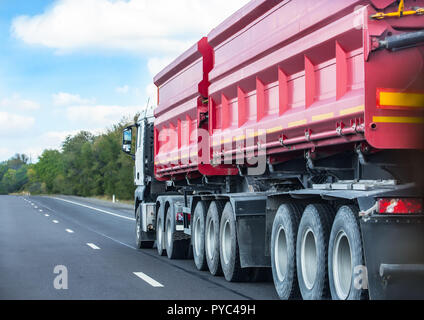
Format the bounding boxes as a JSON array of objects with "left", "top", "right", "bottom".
[
  {"left": 296, "top": 204, "right": 335, "bottom": 300},
  {"left": 271, "top": 203, "right": 303, "bottom": 300},
  {"left": 328, "top": 206, "right": 367, "bottom": 300},
  {"left": 219, "top": 202, "right": 249, "bottom": 282},
  {"left": 205, "top": 201, "right": 224, "bottom": 276},
  {"left": 156, "top": 207, "right": 166, "bottom": 256},
  {"left": 192, "top": 201, "right": 208, "bottom": 271},
  {"left": 135, "top": 205, "right": 154, "bottom": 249},
  {"left": 165, "top": 206, "right": 188, "bottom": 260}
]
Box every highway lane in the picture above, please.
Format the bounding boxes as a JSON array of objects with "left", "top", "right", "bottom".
[{"left": 0, "top": 195, "right": 278, "bottom": 300}]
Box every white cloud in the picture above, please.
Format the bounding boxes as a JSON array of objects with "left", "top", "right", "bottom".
[
  {"left": 52, "top": 92, "right": 95, "bottom": 106},
  {"left": 145, "top": 83, "right": 157, "bottom": 107},
  {"left": 143, "top": 57, "right": 174, "bottom": 106},
  {"left": 0, "top": 94, "right": 40, "bottom": 111},
  {"left": 147, "top": 57, "right": 174, "bottom": 77},
  {"left": 11, "top": 0, "right": 250, "bottom": 55},
  {"left": 0, "top": 147, "right": 12, "bottom": 161},
  {"left": 115, "top": 85, "right": 130, "bottom": 94},
  {"left": 66, "top": 105, "right": 142, "bottom": 128},
  {"left": 18, "top": 129, "right": 105, "bottom": 162},
  {"left": 40, "top": 130, "right": 82, "bottom": 146},
  {"left": 0, "top": 112, "right": 35, "bottom": 133}
]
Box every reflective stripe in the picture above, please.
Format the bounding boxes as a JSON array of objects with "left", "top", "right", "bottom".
[
  {"left": 380, "top": 92, "right": 424, "bottom": 108},
  {"left": 266, "top": 126, "right": 283, "bottom": 134},
  {"left": 288, "top": 119, "right": 307, "bottom": 128},
  {"left": 312, "top": 112, "right": 334, "bottom": 122},
  {"left": 373, "top": 116, "right": 424, "bottom": 124},
  {"left": 339, "top": 105, "right": 364, "bottom": 116}
]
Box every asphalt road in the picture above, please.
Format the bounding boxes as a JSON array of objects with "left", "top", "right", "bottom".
[{"left": 0, "top": 195, "right": 278, "bottom": 300}]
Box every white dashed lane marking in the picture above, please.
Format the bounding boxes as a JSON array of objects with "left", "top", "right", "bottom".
[
  {"left": 53, "top": 197, "right": 135, "bottom": 221},
  {"left": 86, "top": 243, "right": 100, "bottom": 250},
  {"left": 133, "top": 272, "right": 164, "bottom": 288},
  {"left": 24, "top": 198, "right": 164, "bottom": 289}
]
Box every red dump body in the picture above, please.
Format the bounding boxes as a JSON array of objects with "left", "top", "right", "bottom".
[{"left": 153, "top": 0, "right": 424, "bottom": 180}]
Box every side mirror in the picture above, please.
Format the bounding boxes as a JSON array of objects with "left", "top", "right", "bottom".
[{"left": 122, "top": 128, "right": 133, "bottom": 155}]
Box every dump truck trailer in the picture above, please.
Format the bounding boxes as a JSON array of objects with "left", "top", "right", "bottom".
[{"left": 122, "top": 0, "right": 424, "bottom": 300}]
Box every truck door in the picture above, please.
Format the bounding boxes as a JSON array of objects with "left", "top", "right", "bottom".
[{"left": 135, "top": 121, "right": 145, "bottom": 186}]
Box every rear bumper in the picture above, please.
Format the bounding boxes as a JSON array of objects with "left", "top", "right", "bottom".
[
  {"left": 360, "top": 215, "right": 424, "bottom": 300},
  {"left": 380, "top": 264, "right": 424, "bottom": 278}
]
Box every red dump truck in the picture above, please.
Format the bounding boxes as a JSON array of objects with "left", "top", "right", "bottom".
[{"left": 122, "top": 0, "right": 424, "bottom": 300}]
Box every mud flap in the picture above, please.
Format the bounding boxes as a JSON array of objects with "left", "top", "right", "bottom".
[
  {"left": 231, "top": 195, "right": 270, "bottom": 268},
  {"left": 360, "top": 215, "right": 424, "bottom": 299}
]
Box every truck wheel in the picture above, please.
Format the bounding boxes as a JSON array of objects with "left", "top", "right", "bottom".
[
  {"left": 328, "top": 206, "right": 367, "bottom": 300},
  {"left": 219, "top": 202, "right": 249, "bottom": 282},
  {"left": 136, "top": 205, "right": 154, "bottom": 249},
  {"left": 296, "top": 204, "right": 334, "bottom": 300},
  {"left": 271, "top": 203, "right": 302, "bottom": 299},
  {"left": 165, "top": 206, "right": 187, "bottom": 260},
  {"left": 192, "top": 201, "right": 208, "bottom": 271},
  {"left": 205, "top": 201, "right": 224, "bottom": 276},
  {"left": 156, "top": 208, "right": 166, "bottom": 256}
]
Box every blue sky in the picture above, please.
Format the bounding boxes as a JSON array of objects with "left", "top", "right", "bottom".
[{"left": 0, "top": 0, "right": 248, "bottom": 162}]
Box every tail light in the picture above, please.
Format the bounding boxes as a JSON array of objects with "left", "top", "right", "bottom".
[
  {"left": 378, "top": 198, "right": 423, "bottom": 215},
  {"left": 176, "top": 212, "right": 184, "bottom": 222}
]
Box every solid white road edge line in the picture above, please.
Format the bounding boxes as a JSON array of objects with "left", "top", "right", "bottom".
[
  {"left": 86, "top": 243, "right": 100, "bottom": 250},
  {"left": 53, "top": 197, "right": 135, "bottom": 221},
  {"left": 133, "top": 272, "right": 164, "bottom": 288}
]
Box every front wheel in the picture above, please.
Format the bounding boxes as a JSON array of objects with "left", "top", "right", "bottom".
[{"left": 135, "top": 206, "right": 154, "bottom": 249}]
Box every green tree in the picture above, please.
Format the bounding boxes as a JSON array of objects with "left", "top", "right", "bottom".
[
  {"left": 0, "top": 115, "right": 138, "bottom": 199},
  {"left": 34, "top": 150, "right": 64, "bottom": 194}
]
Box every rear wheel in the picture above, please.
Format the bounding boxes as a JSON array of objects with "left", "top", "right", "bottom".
[
  {"left": 219, "top": 202, "right": 249, "bottom": 282},
  {"left": 135, "top": 206, "right": 154, "bottom": 249},
  {"left": 205, "top": 201, "right": 224, "bottom": 276},
  {"left": 328, "top": 206, "right": 367, "bottom": 300},
  {"left": 271, "top": 203, "right": 302, "bottom": 299},
  {"left": 165, "top": 206, "right": 188, "bottom": 260},
  {"left": 296, "top": 204, "right": 334, "bottom": 300},
  {"left": 156, "top": 208, "right": 166, "bottom": 256},
  {"left": 192, "top": 201, "right": 208, "bottom": 271}
]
